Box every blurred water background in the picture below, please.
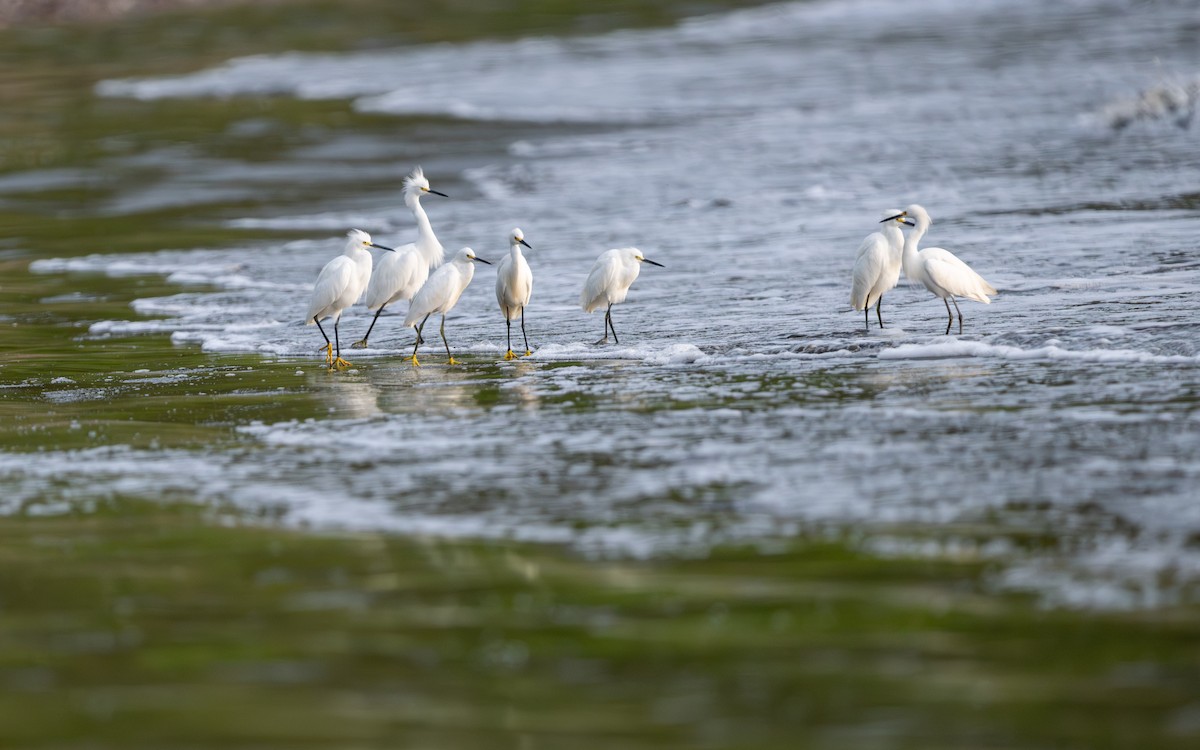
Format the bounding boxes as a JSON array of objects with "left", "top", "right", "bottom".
[{"left": 1, "top": 0, "right": 1198, "bottom": 747}]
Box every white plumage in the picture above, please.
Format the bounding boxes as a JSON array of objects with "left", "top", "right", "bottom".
[
  {"left": 404, "top": 247, "right": 491, "bottom": 365},
  {"left": 495, "top": 227, "right": 534, "bottom": 359},
  {"left": 353, "top": 167, "right": 448, "bottom": 348},
  {"left": 900, "top": 204, "right": 998, "bottom": 335},
  {"left": 850, "top": 208, "right": 914, "bottom": 330},
  {"left": 305, "top": 229, "right": 393, "bottom": 369},
  {"left": 580, "top": 247, "right": 663, "bottom": 345}
]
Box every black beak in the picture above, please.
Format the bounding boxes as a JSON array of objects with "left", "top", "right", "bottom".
[
  {"left": 880, "top": 213, "right": 906, "bottom": 224},
  {"left": 643, "top": 258, "right": 664, "bottom": 267},
  {"left": 473, "top": 257, "right": 492, "bottom": 265},
  {"left": 427, "top": 189, "right": 449, "bottom": 198},
  {"left": 370, "top": 243, "right": 395, "bottom": 252},
  {"left": 519, "top": 238, "right": 532, "bottom": 249},
  {"left": 901, "top": 219, "right": 916, "bottom": 227}
]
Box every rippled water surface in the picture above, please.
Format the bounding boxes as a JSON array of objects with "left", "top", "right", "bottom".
[{"left": 8, "top": 0, "right": 1200, "bottom": 609}]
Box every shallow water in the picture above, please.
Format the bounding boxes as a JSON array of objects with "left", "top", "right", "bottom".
[{"left": 9, "top": 0, "right": 1200, "bottom": 609}]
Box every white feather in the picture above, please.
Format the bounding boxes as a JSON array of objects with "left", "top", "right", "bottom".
[
  {"left": 405, "top": 248, "right": 480, "bottom": 328},
  {"left": 305, "top": 229, "right": 375, "bottom": 325},
  {"left": 496, "top": 229, "right": 533, "bottom": 320},
  {"left": 359, "top": 166, "right": 446, "bottom": 313},
  {"left": 850, "top": 208, "right": 907, "bottom": 312},
  {"left": 581, "top": 247, "right": 643, "bottom": 312}
]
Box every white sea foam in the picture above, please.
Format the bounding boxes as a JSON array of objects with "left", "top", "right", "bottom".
[{"left": 879, "top": 340, "right": 1200, "bottom": 365}]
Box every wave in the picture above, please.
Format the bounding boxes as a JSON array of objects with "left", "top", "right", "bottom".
[{"left": 879, "top": 339, "right": 1200, "bottom": 364}]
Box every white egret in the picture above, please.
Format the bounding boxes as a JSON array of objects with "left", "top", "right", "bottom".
[
  {"left": 404, "top": 247, "right": 491, "bottom": 366},
  {"left": 892, "top": 204, "right": 997, "bottom": 335},
  {"left": 305, "top": 229, "right": 394, "bottom": 369},
  {"left": 495, "top": 227, "right": 534, "bottom": 359},
  {"left": 352, "top": 167, "right": 448, "bottom": 349},
  {"left": 580, "top": 247, "right": 663, "bottom": 345},
  {"left": 850, "top": 208, "right": 916, "bottom": 330}
]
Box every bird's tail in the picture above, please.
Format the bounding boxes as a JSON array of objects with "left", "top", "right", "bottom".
[{"left": 972, "top": 275, "right": 998, "bottom": 302}]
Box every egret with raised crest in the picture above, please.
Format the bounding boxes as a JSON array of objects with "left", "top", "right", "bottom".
[{"left": 353, "top": 167, "right": 447, "bottom": 349}]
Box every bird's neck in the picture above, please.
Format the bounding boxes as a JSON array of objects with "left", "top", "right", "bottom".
[
  {"left": 902, "top": 219, "right": 928, "bottom": 278},
  {"left": 408, "top": 195, "right": 444, "bottom": 267},
  {"left": 509, "top": 242, "right": 524, "bottom": 260},
  {"left": 882, "top": 225, "right": 904, "bottom": 254}
]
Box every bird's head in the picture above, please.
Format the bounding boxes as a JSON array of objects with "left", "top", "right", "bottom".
[
  {"left": 632, "top": 248, "right": 664, "bottom": 267},
  {"left": 878, "top": 208, "right": 916, "bottom": 227},
  {"left": 511, "top": 228, "right": 532, "bottom": 249},
  {"left": 460, "top": 247, "right": 492, "bottom": 265},
  {"left": 346, "top": 228, "right": 394, "bottom": 252},
  {"left": 403, "top": 166, "right": 448, "bottom": 200},
  {"left": 903, "top": 204, "right": 930, "bottom": 227}
]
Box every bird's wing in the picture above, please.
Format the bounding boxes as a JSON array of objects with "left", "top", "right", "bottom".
[
  {"left": 404, "top": 264, "right": 458, "bottom": 326},
  {"left": 364, "top": 245, "right": 421, "bottom": 309},
  {"left": 495, "top": 255, "right": 532, "bottom": 317},
  {"left": 853, "top": 231, "right": 882, "bottom": 260},
  {"left": 495, "top": 255, "right": 513, "bottom": 308},
  {"left": 511, "top": 255, "right": 533, "bottom": 305},
  {"left": 580, "top": 252, "right": 620, "bottom": 312},
  {"left": 923, "top": 248, "right": 996, "bottom": 302},
  {"left": 305, "top": 256, "right": 353, "bottom": 323},
  {"left": 850, "top": 235, "right": 888, "bottom": 310}
]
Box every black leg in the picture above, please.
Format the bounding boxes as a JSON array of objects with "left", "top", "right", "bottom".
[
  {"left": 354, "top": 305, "right": 386, "bottom": 348},
  {"left": 411, "top": 314, "right": 430, "bottom": 363},
  {"left": 314, "top": 316, "right": 333, "bottom": 365},
  {"left": 333, "top": 318, "right": 342, "bottom": 362},
  {"left": 864, "top": 304, "right": 870, "bottom": 331},
  {"left": 520, "top": 309, "right": 531, "bottom": 355},
  {"left": 313, "top": 316, "right": 331, "bottom": 347},
  {"left": 876, "top": 296, "right": 885, "bottom": 328},
  {"left": 943, "top": 298, "right": 953, "bottom": 336},
  {"left": 440, "top": 314, "right": 455, "bottom": 363},
  {"left": 607, "top": 303, "right": 619, "bottom": 344},
  {"left": 951, "top": 297, "right": 964, "bottom": 334},
  {"left": 506, "top": 317, "right": 512, "bottom": 353}
]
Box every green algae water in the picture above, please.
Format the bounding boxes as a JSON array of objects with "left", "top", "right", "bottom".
[{"left": 2, "top": 1, "right": 1200, "bottom": 747}]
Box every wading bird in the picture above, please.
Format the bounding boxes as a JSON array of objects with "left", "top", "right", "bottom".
[
  {"left": 891, "top": 204, "right": 996, "bottom": 335},
  {"left": 353, "top": 167, "right": 447, "bottom": 349},
  {"left": 495, "top": 228, "right": 534, "bottom": 359},
  {"left": 404, "top": 247, "right": 491, "bottom": 366},
  {"left": 306, "top": 229, "right": 394, "bottom": 369},
  {"left": 580, "top": 247, "right": 663, "bottom": 345},
  {"left": 850, "top": 208, "right": 915, "bottom": 330}
]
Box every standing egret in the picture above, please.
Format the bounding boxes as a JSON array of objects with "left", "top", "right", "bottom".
[
  {"left": 306, "top": 229, "right": 394, "bottom": 369},
  {"left": 580, "top": 247, "right": 663, "bottom": 345},
  {"left": 495, "top": 228, "right": 534, "bottom": 359},
  {"left": 352, "top": 167, "right": 448, "bottom": 349},
  {"left": 404, "top": 247, "right": 492, "bottom": 366},
  {"left": 891, "top": 204, "right": 997, "bottom": 335},
  {"left": 850, "top": 208, "right": 916, "bottom": 330}
]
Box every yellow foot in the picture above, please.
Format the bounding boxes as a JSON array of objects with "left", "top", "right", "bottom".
[
  {"left": 523, "top": 349, "right": 533, "bottom": 357},
  {"left": 407, "top": 356, "right": 420, "bottom": 367},
  {"left": 322, "top": 343, "right": 333, "bottom": 367},
  {"left": 446, "top": 357, "right": 460, "bottom": 366},
  {"left": 350, "top": 339, "right": 369, "bottom": 350},
  {"left": 333, "top": 357, "right": 353, "bottom": 370},
  {"left": 503, "top": 350, "right": 517, "bottom": 361}
]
